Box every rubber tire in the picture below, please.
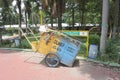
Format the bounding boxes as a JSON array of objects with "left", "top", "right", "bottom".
[{"left": 45, "top": 53, "right": 60, "bottom": 67}]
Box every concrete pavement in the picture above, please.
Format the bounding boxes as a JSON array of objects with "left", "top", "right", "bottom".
[{"left": 0, "top": 49, "right": 119, "bottom": 80}]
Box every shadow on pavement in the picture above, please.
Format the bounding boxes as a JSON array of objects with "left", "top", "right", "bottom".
[
  {"left": 59, "top": 59, "right": 80, "bottom": 67},
  {"left": 24, "top": 56, "right": 80, "bottom": 68},
  {"left": 24, "top": 56, "right": 45, "bottom": 65}
]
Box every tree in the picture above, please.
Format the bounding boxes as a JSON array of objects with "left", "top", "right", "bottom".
[
  {"left": 42, "top": 0, "right": 65, "bottom": 30},
  {"left": 0, "top": 0, "right": 13, "bottom": 44},
  {"left": 42, "top": 0, "right": 57, "bottom": 27},
  {"left": 81, "top": 0, "right": 86, "bottom": 28},
  {"left": 0, "top": 9, "right": 2, "bottom": 43},
  {"left": 112, "top": 0, "right": 119, "bottom": 39},
  {"left": 100, "top": 0, "right": 109, "bottom": 54},
  {"left": 57, "top": 0, "right": 65, "bottom": 30},
  {"left": 24, "top": 0, "right": 31, "bottom": 33},
  {"left": 0, "top": 0, "right": 13, "bottom": 7},
  {"left": 17, "top": 0, "right": 22, "bottom": 46}
]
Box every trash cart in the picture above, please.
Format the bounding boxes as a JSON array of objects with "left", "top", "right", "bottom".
[
  {"left": 31, "top": 30, "right": 81, "bottom": 67},
  {"left": 17, "top": 8, "right": 82, "bottom": 67}
]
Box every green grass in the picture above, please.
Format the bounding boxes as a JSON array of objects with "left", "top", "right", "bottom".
[{"left": 19, "top": 39, "right": 31, "bottom": 49}]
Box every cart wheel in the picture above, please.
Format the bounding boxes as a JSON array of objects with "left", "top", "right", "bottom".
[{"left": 45, "top": 53, "right": 60, "bottom": 67}]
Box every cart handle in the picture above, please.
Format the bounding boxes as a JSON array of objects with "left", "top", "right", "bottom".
[{"left": 19, "top": 27, "right": 39, "bottom": 47}]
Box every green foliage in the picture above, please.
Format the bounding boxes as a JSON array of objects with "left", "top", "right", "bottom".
[
  {"left": 63, "top": 0, "right": 102, "bottom": 24},
  {"left": 20, "top": 39, "right": 31, "bottom": 49},
  {"left": 78, "top": 44, "right": 86, "bottom": 57},
  {"left": 97, "top": 37, "right": 120, "bottom": 63},
  {"left": 106, "top": 39, "right": 116, "bottom": 54},
  {"left": 6, "top": 27, "right": 17, "bottom": 31},
  {"left": 0, "top": 40, "right": 11, "bottom": 47},
  {"left": 106, "top": 37, "right": 120, "bottom": 54},
  {"left": 89, "top": 34, "right": 100, "bottom": 45},
  {"left": 0, "top": 37, "right": 37, "bottom": 49},
  {"left": 5, "top": 27, "right": 17, "bottom": 35},
  {"left": 20, "top": 36, "right": 39, "bottom": 49}
]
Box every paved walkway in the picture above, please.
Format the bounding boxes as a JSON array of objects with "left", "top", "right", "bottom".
[{"left": 0, "top": 49, "right": 119, "bottom": 80}]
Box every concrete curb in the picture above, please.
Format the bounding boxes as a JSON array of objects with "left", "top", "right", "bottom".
[
  {"left": 0, "top": 48, "right": 33, "bottom": 52},
  {"left": 77, "top": 56, "right": 120, "bottom": 68}
]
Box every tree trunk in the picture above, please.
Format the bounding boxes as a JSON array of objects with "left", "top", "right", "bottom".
[
  {"left": 81, "top": 0, "right": 85, "bottom": 29},
  {"left": 50, "top": 3, "right": 53, "bottom": 28},
  {"left": 50, "top": 16, "right": 53, "bottom": 28},
  {"left": 17, "top": 0, "right": 22, "bottom": 46},
  {"left": 79, "top": 0, "right": 81, "bottom": 30},
  {"left": 25, "top": 10, "right": 28, "bottom": 34},
  {"left": 72, "top": 7, "right": 74, "bottom": 30},
  {"left": 57, "top": 0, "right": 62, "bottom": 30},
  {"left": 100, "top": 0, "right": 109, "bottom": 54},
  {"left": 112, "top": 0, "right": 119, "bottom": 39},
  {"left": 0, "top": 33, "right": 2, "bottom": 44}
]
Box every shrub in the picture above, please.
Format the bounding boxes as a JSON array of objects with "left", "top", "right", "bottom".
[
  {"left": 89, "top": 34, "right": 100, "bottom": 45},
  {"left": 20, "top": 39, "right": 31, "bottom": 49},
  {"left": 96, "top": 37, "right": 120, "bottom": 63},
  {"left": 78, "top": 44, "right": 86, "bottom": 57},
  {"left": 105, "top": 37, "right": 120, "bottom": 63}
]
